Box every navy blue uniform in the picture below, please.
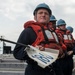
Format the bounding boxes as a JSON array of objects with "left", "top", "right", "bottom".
[{"left": 13, "top": 28, "right": 56, "bottom": 75}]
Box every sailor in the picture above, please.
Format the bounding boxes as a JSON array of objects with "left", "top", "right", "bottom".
[
  {"left": 56, "top": 19, "right": 74, "bottom": 75},
  {"left": 13, "top": 3, "right": 64, "bottom": 75}
]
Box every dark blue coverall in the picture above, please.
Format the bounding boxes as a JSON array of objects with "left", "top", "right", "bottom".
[{"left": 13, "top": 27, "right": 56, "bottom": 75}]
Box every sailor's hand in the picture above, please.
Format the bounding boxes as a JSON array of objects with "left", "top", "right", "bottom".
[
  {"left": 35, "top": 45, "right": 45, "bottom": 51},
  {"left": 67, "top": 51, "right": 73, "bottom": 55},
  {"left": 58, "top": 53, "right": 65, "bottom": 59},
  {"left": 60, "top": 53, "right": 65, "bottom": 58}
]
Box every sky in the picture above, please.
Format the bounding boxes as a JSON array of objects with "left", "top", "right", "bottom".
[{"left": 0, "top": 0, "right": 75, "bottom": 50}]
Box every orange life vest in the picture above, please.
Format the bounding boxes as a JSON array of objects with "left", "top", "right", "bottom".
[
  {"left": 24, "top": 21, "right": 63, "bottom": 55},
  {"left": 56, "top": 28, "right": 74, "bottom": 49}
]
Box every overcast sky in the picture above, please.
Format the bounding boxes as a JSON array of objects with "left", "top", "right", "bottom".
[{"left": 0, "top": 0, "right": 75, "bottom": 49}]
